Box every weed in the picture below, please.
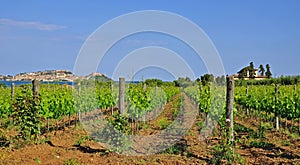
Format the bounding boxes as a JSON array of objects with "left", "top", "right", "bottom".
[
  {"left": 138, "top": 122, "right": 150, "bottom": 130},
  {"left": 54, "top": 149, "right": 61, "bottom": 156},
  {"left": 0, "top": 131, "right": 10, "bottom": 147},
  {"left": 63, "top": 158, "right": 81, "bottom": 165},
  {"left": 0, "top": 153, "right": 11, "bottom": 162},
  {"left": 75, "top": 135, "right": 91, "bottom": 146},
  {"left": 93, "top": 119, "right": 131, "bottom": 154},
  {"left": 173, "top": 109, "right": 179, "bottom": 117},
  {"left": 34, "top": 157, "right": 41, "bottom": 163},
  {"left": 281, "top": 140, "right": 291, "bottom": 146},
  {"left": 157, "top": 118, "right": 171, "bottom": 130},
  {"left": 286, "top": 131, "right": 299, "bottom": 141},
  {"left": 161, "top": 140, "right": 187, "bottom": 155},
  {"left": 163, "top": 145, "right": 182, "bottom": 155},
  {"left": 187, "top": 130, "right": 194, "bottom": 136},
  {"left": 195, "top": 120, "right": 204, "bottom": 131},
  {"left": 38, "top": 136, "right": 51, "bottom": 145},
  {"left": 210, "top": 142, "right": 243, "bottom": 164},
  {"left": 250, "top": 140, "right": 275, "bottom": 149},
  {"left": 99, "top": 149, "right": 110, "bottom": 156},
  {"left": 234, "top": 123, "right": 255, "bottom": 134}
]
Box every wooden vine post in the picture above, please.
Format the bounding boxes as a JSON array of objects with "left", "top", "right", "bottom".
[
  {"left": 111, "top": 81, "right": 114, "bottom": 115},
  {"left": 32, "top": 79, "right": 40, "bottom": 139},
  {"left": 246, "top": 85, "right": 249, "bottom": 115},
  {"left": 32, "top": 80, "right": 39, "bottom": 99},
  {"left": 143, "top": 83, "right": 147, "bottom": 92},
  {"left": 143, "top": 83, "right": 147, "bottom": 123},
  {"left": 199, "top": 83, "right": 203, "bottom": 117},
  {"left": 119, "top": 77, "right": 125, "bottom": 115},
  {"left": 226, "top": 76, "right": 234, "bottom": 145},
  {"left": 11, "top": 83, "right": 15, "bottom": 101},
  {"left": 75, "top": 80, "right": 81, "bottom": 126},
  {"left": 296, "top": 85, "right": 300, "bottom": 134},
  {"left": 275, "top": 84, "right": 279, "bottom": 130}
]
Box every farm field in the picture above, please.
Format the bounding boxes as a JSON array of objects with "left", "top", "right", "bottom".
[
  {"left": 0, "top": 80, "right": 300, "bottom": 164},
  {"left": 2, "top": 1, "right": 300, "bottom": 164}
]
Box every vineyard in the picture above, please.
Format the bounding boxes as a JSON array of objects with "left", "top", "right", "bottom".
[{"left": 0, "top": 79, "right": 300, "bottom": 164}]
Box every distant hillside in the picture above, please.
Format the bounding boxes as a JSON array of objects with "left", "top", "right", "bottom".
[{"left": 85, "top": 72, "right": 112, "bottom": 82}]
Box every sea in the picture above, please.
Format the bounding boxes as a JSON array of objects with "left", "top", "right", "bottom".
[{"left": 0, "top": 80, "right": 73, "bottom": 87}]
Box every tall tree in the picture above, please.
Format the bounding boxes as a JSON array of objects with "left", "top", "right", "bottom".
[
  {"left": 249, "top": 62, "right": 256, "bottom": 79},
  {"left": 249, "top": 62, "right": 254, "bottom": 69},
  {"left": 265, "top": 64, "right": 272, "bottom": 78},
  {"left": 259, "top": 64, "right": 265, "bottom": 76}
]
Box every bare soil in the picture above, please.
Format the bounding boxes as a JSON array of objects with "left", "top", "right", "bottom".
[{"left": 1, "top": 94, "right": 299, "bottom": 165}]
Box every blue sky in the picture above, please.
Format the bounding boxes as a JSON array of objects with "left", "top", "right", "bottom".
[{"left": 0, "top": 1, "right": 299, "bottom": 80}]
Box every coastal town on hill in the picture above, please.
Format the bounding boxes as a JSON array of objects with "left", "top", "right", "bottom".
[{"left": 0, "top": 70, "right": 105, "bottom": 82}]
